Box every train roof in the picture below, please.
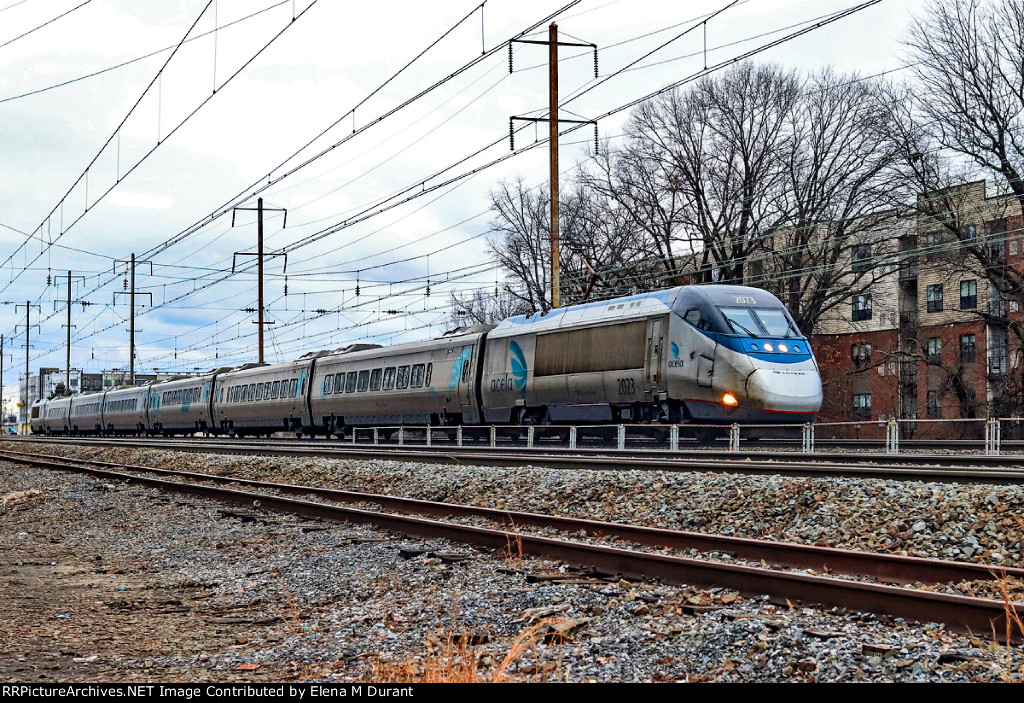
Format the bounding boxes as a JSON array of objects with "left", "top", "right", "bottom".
[{"left": 489, "top": 285, "right": 782, "bottom": 336}]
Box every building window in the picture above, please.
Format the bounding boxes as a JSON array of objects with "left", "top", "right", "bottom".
[
  {"left": 960, "top": 224, "right": 977, "bottom": 248},
  {"left": 925, "top": 230, "right": 940, "bottom": 248},
  {"left": 926, "top": 390, "right": 941, "bottom": 418},
  {"left": 960, "top": 389, "right": 977, "bottom": 419},
  {"left": 960, "top": 334, "right": 976, "bottom": 364},
  {"left": 926, "top": 284, "right": 943, "bottom": 313},
  {"left": 926, "top": 337, "right": 942, "bottom": 364},
  {"left": 989, "top": 333, "right": 1008, "bottom": 376},
  {"left": 959, "top": 279, "right": 977, "bottom": 309},
  {"left": 989, "top": 219, "right": 1006, "bottom": 260},
  {"left": 851, "top": 343, "right": 872, "bottom": 369},
  {"left": 852, "top": 244, "right": 872, "bottom": 273},
  {"left": 852, "top": 294, "right": 872, "bottom": 322},
  {"left": 852, "top": 393, "right": 872, "bottom": 420}
]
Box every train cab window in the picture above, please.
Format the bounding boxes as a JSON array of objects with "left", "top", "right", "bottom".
[
  {"left": 425, "top": 363, "right": 432, "bottom": 387},
  {"left": 256, "top": 384, "right": 264, "bottom": 401},
  {"left": 369, "top": 369, "right": 382, "bottom": 391},
  {"left": 461, "top": 351, "right": 472, "bottom": 383},
  {"left": 272, "top": 380, "right": 280, "bottom": 399},
  {"left": 683, "top": 308, "right": 709, "bottom": 331},
  {"left": 396, "top": 365, "right": 410, "bottom": 389},
  {"left": 323, "top": 374, "right": 334, "bottom": 395},
  {"left": 382, "top": 367, "right": 396, "bottom": 390},
  {"left": 344, "top": 371, "right": 357, "bottom": 392},
  {"left": 719, "top": 307, "right": 763, "bottom": 337},
  {"left": 357, "top": 370, "right": 370, "bottom": 392},
  {"left": 754, "top": 309, "right": 797, "bottom": 337},
  {"left": 289, "top": 379, "right": 298, "bottom": 397},
  {"left": 410, "top": 364, "right": 424, "bottom": 388}
]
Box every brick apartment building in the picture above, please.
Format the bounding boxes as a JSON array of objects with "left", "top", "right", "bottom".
[{"left": 810, "top": 180, "right": 1023, "bottom": 432}]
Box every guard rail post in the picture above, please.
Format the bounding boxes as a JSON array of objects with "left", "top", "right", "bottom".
[
  {"left": 617, "top": 424, "right": 625, "bottom": 450},
  {"left": 569, "top": 426, "right": 577, "bottom": 450},
  {"left": 425, "top": 426, "right": 431, "bottom": 447},
  {"left": 729, "top": 424, "right": 740, "bottom": 452},
  {"left": 670, "top": 424, "right": 679, "bottom": 451},
  {"left": 457, "top": 426, "right": 463, "bottom": 447},
  {"left": 527, "top": 425, "right": 535, "bottom": 449},
  {"left": 885, "top": 418, "right": 898, "bottom": 454},
  {"left": 802, "top": 423, "right": 813, "bottom": 453},
  {"left": 398, "top": 427, "right": 404, "bottom": 446}
]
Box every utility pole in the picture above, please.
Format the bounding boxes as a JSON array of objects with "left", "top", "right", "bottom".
[
  {"left": 16, "top": 302, "right": 40, "bottom": 431},
  {"left": 233, "top": 197, "right": 287, "bottom": 364},
  {"left": 55, "top": 270, "right": 86, "bottom": 394},
  {"left": 509, "top": 24, "right": 598, "bottom": 309},
  {"left": 114, "top": 254, "right": 153, "bottom": 385}
]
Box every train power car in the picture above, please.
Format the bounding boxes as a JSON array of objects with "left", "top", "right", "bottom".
[{"left": 481, "top": 285, "right": 821, "bottom": 428}]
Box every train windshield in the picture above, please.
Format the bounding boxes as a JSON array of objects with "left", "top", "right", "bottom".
[{"left": 718, "top": 306, "right": 799, "bottom": 338}]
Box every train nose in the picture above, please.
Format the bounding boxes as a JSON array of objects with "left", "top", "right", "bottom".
[{"left": 744, "top": 368, "right": 822, "bottom": 413}]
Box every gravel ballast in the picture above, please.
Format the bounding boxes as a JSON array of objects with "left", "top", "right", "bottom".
[{"left": 2, "top": 442, "right": 1023, "bottom": 682}]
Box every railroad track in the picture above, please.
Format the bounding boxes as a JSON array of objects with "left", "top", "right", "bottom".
[
  {"left": 2, "top": 447, "right": 1021, "bottom": 638},
  {"left": 11, "top": 435, "right": 1024, "bottom": 484}
]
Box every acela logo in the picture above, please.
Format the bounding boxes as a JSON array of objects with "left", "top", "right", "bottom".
[{"left": 510, "top": 340, "right": 527, "bottom": 391}]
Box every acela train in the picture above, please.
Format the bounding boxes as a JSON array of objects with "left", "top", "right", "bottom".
[{"left": 29, "top": 285, "right": 822, "bottom": 437}]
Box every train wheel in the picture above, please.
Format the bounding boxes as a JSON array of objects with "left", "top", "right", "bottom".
[{"left": 693, "top": 427, "right": 717, "bottom": 444}]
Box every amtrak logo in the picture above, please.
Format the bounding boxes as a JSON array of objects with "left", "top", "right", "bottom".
[
  {"left": 510, "top": 340, "right": 527, "bottom": 391},
  {"left": 671, "top": 342, "right": 679, "bottom": 359}
]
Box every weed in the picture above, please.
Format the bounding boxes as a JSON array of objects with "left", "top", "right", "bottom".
[
  {"left": 272, "top": 571, "right": 304, "bottom": 633},
  {"left": 367, "top": 617, "right": 567, "bottom": 683}
]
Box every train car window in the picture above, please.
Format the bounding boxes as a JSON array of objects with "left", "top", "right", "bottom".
[
  {"left": 345, "top": 371, "right": 358, "bottom": 393},
  {"left": 272, "top": 380, "right": 280, "bottom": 398},
  {"left": 382, "top": 367, "right": 396, "bottom": 390},
  {"left": 256, "top": 384, "right": 264, "bottom": 401},
  {"left": 289, "top": 379, "right": 298, "bottom": 397},
  {"left": 369, "top": 369, "right": 382, "bottom": 391},
  {"left": 425, "top": 363, "right": 432, "bottom": 387},
  {"left": 410, "top": 364, "right": 424, "bottom": 388},
  {"left": 248, "top": 384, "right": 256, "bottom": 402},
  {"left": 265, "top": 382, "right": 272, "bottom": 399},
  {"left": 461, "top": 351, "right": 472, "bottom": 383},
  {"left": 323, "top": 374, "right": 334, "bottom": 395},
  {"left": 357, "top": 370, "right": 370, "bottom": 392},
  {"left": 332, "top": 374, "right": 343, "bottom": 393},
  {"left": 396, "top": 366, "right": 410, "bottom": 389}
]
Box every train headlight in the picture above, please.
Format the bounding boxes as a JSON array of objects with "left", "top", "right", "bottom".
[
  {"left": 778, "top": 343, "right": 789, "bottom": 353},
  {"left": 763, "top": 343, "right": 774, "bottom": 352},
  {"left": 722, "top": 393, "right": 738, "bottom": 407}
]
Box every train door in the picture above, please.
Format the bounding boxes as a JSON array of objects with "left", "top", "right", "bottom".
[
  {"left": 644, "top": 317, "right": 664, "bottom": 394},
  {"left": 680, "top": 306, "right": 716, "bottom": 388},
  {"left": 457, "top": 345, "right": 473, "bottom": 410}
]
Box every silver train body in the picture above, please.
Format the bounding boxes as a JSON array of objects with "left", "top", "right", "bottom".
[{"left": 29, "top": 285, "right": 822, "bottom": 436}]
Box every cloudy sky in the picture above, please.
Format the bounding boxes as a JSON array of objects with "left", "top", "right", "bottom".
[{"left": 0, "top": 0, "right": 927, "bottom": 412}]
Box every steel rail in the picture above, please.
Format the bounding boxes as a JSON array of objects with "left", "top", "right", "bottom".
[
  {"left": 11, "top": 436, "right": 1024, "bottom": 483},
  {"left": 2, "top": 450, "right": 1020, "bottom": 637},
  {"left": 2, "top": 448, "right": 1019, "bottom": 586}
]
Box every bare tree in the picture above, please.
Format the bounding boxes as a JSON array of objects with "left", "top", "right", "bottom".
[
  {"left": 486, "top": 177, "right": 552, "bottom": 313},
  {"left": 627, "top": 63, "right": 800, "bottom": 284},
  {"left": 446, "top": 287, "right": 530, "bottom": 328},
  {"left": 764, "top": 69, "right": 904, "bottom": 333}
]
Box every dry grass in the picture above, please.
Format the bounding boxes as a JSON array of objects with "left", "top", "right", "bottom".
[
  {"left": 368, "top": 617, "right": 566, "bottom": 683},
  {"left": 272, "top": 571, "right": 304, "bottom": 633}
]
